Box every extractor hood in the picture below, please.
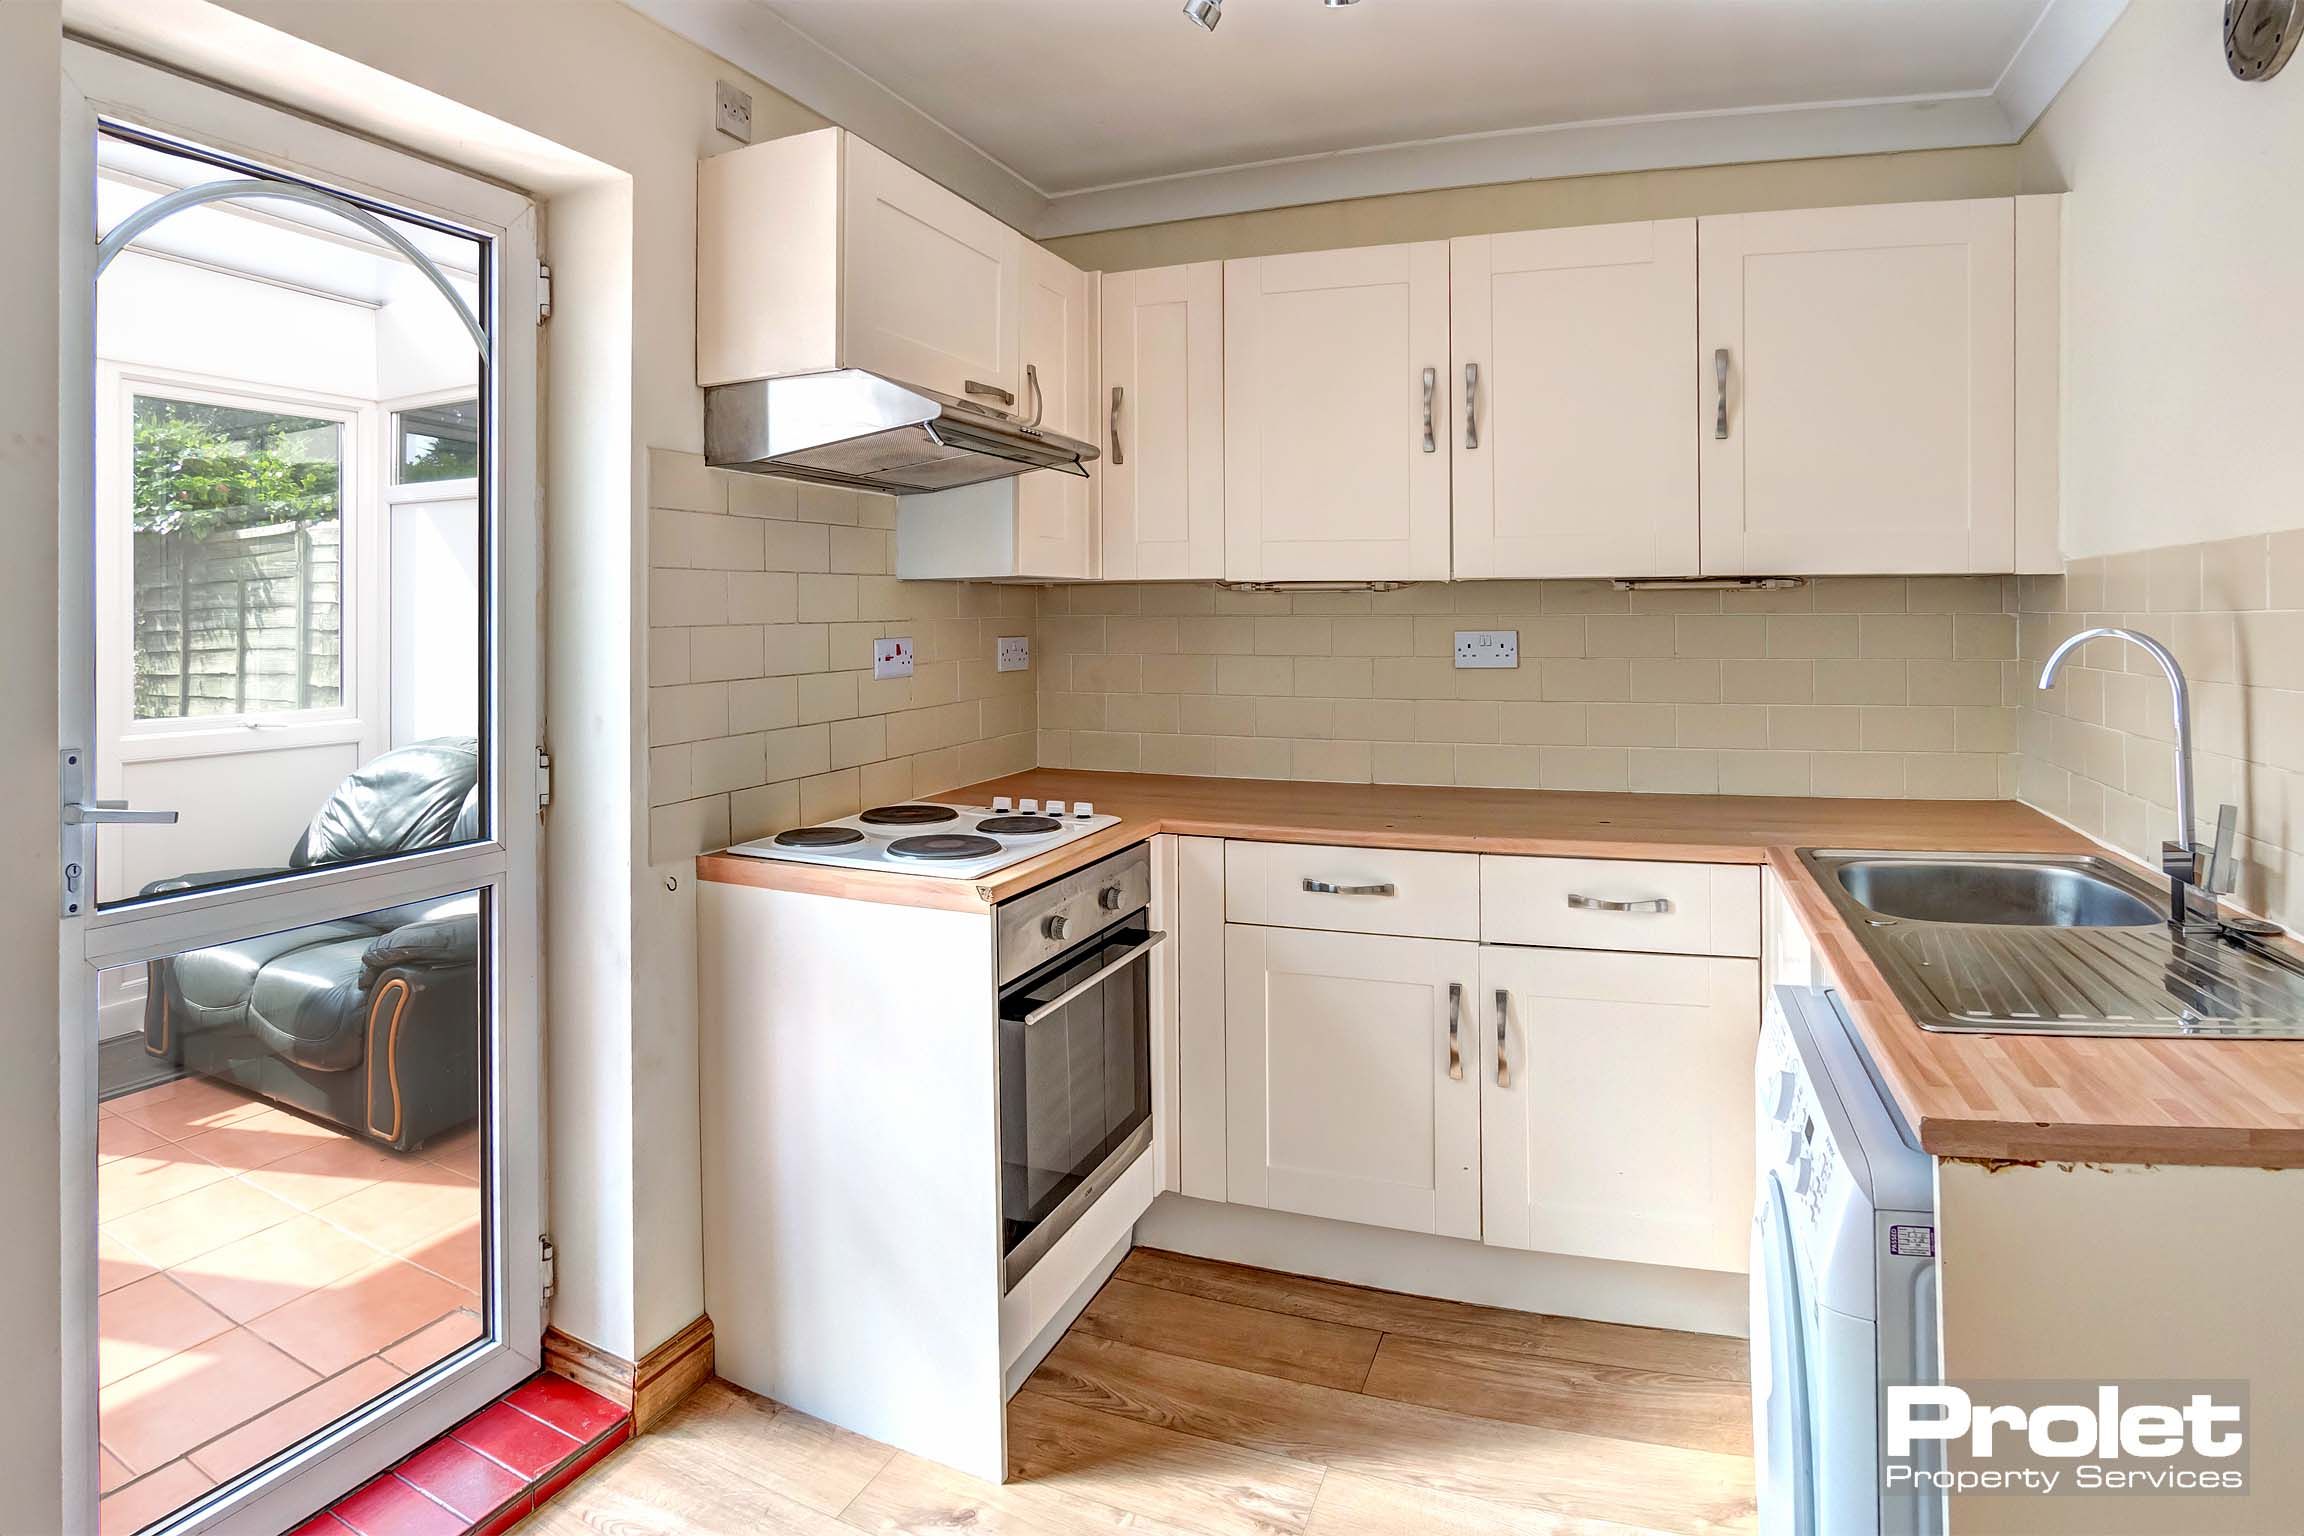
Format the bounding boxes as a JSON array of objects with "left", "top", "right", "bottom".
[{"left": 703, "top": 369, "right": 1097, "bottom": 493}]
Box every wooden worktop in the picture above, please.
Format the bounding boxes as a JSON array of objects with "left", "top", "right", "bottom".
[{"left": 697, "top": 768, "right": 2304, "bottom": 1169}]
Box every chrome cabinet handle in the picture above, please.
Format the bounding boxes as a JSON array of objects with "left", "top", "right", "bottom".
[
  {"left": 1713, "top": 348, "right": 1730, "bottom": 440},
  {"left": 63, "top": 800, "right": 179, "bottom": 827},
  {"left": 1494, "top": 988, "right": 1511, "bottom": 1089},
  {"left": 1421, "top": 366, "right": 1436, "bottom": 453},
  {"left": 1018, "top": 930, "right": 1167, "bottom": 1027},
  {"left": 1302, "top": 878, "right": 1396, "bottom": 897},
  {"left": 1464, "top": 362, "right": 1480, "bottom": 450},
  {"left": 1447, "top": 981, "right": 1464, "bottom": 1082},
  {"left": 1109, "top": 385, "right": 1125, "bottom": 466},
  {"left": 965, "top": 378, "right": 1015, "bottom": 407},
  {"left": 1024, "top": 363, "right": 1044, "bottom": 427},
  {"left": 1566, "top": 893, "right": 1674, "bottom": 914}
]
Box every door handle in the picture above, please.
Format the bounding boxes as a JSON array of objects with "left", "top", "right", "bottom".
[
  {"left": 1302, "top": 878, "right": 1396, "bottom": 896},
  {"left": 1421, "top": 366, "right": 1437, "bottom": 453},
  {"left": 964, "top": 378, "right": 1015, "bottom": 408},
  {"left": 1025, "top": 363, "right": 1044, "bottom": 428},
  {"left": 1494, "top": 987, "right": 1511, "bottom": 1089},
  {"left": 1566, "top": 893, "right": 1674, "bottom": 914},
  {"left": 1446, "top": 981, "right": 1464, "bottom": 1082},
  {"left": 1109, "top": 385, "right": 1125, "bottom": 466},
  {"left": 63, "top": 801, "right": 179, "bottom": 827},
  {"left": 1464, "top": 362, "right": 1480, "bottom": 450},
  {"left": 1713, "top": 348, "right": 1730, "bottom": 440}
]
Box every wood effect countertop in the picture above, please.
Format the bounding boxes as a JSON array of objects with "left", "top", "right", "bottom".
[{"left": 696, "top": 769, "right": 2304, "bottom": 1168}]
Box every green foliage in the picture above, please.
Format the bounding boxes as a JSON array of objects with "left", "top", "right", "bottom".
[{"left": 131, "top": 397, "right": 340, "bottom": 537}]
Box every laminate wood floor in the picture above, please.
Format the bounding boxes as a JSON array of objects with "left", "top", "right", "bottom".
[{"left": 521, "top": 1248, "right": 1758, "bottom": 1536}]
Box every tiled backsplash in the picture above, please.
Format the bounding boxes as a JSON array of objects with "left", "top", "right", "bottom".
[
  {"left": 2017, "top": 530, "right": 2304, "bottom": 928},
  {"left": 645, "top": 449, "right": 1036, "bottom": 862},
  {"left": 1034, "top": 577, "right": 2022, "bottom": 799}
]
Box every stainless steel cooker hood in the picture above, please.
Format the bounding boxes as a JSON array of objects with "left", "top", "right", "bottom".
[{"left": 703, "top": 369, "right": 1097, "bottom": 493}]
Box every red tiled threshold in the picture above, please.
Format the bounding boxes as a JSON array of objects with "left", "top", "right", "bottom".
[{"left": 298, "top": 1373, "right": 628, "bottom": 1536}]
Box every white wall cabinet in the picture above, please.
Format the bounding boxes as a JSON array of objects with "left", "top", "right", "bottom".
[
  {"left": 1224, "top": 923, "right": 1480, "bottom": 1239},
  {"left": 1451, "top": 221, "right": 1698, "bottom": 580},
  {"left": 1010, "top": 243, "right": 1098, "bottom": 579},
  {"left": 1099, "top": 263, "right": 1224, "bottom": 581},
  {"left": 1699, "top": 198, "right": 2019, "bottom": 575},
  {"left": 1480, "top": 945, "right": 1758, "bottom": 1272},
  {"left": 1223, "top": 243, "right": 1453, "bottom": 582}
]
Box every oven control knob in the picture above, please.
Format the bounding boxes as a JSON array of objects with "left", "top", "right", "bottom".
[
  {"left": 1042, "top": 915, "right": 1071, "bottom": 941},
  {"left": 1098, "top": 886, "right": 1125, "bottom": 911}
]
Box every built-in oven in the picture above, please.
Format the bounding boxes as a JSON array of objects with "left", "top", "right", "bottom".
[{"left": 995, "top": 844, "right": 1163, "bottom": 1292}]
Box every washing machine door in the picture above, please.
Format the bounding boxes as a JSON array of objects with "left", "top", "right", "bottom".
[{"left": 1752, "top": 1170, "right": 1817, "bottom": 1536}]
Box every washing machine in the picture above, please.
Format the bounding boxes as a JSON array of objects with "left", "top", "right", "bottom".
[{"left": 1752, "top": 985, "right": 1942, "bottom": 1536}]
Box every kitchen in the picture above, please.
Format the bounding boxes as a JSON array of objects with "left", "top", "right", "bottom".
[{"left": 14, "top": 2, "right": 2304, "bottom": 1534}]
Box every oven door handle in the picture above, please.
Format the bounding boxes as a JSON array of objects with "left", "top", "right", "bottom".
[{"left": 1018, "top": 929, "right": 1168, "bottom": 1027}]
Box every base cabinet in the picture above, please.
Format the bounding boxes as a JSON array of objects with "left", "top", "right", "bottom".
[
  {"left": 1480, "top": 945, "right": 1758, "bottom": 1272},
  {"left": 1223, "top": 924, "right": 1480, "bottom": 1239}
]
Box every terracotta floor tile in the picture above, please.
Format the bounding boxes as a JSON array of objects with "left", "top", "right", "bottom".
[
  {"left": 245, "top": 1137, "right": 412, "bottom": 1212},
  {"left": 314, "top": 1176, "right": 483, "bottom": 1257},
  {"left": 110, "top": 1077, "right": 270, "bottom": 1142},
  {"left": 98, "top": 1447, "right": 132, "bottom": 1495},
  {"left": 399, "top": 1221, "right": 483, "bottom": 1293},
  {"left": 99, "top": 1231, "right": 157, "bottom": 1297},
  {"left": 98, "top": 1274, "right": 233, "bottom": 1388},
  {"left": 247, "top": 1257, "right": 479, "bottom": 1377},
  {"left": 395, "top": 1436, "right": 526, "bottom": 1522},
  {"left": 331, "top": 1473, "right": 467, "bottom": 1536},
  {"left": 505, "top": 1374, "right": 626, "bottom": 1442},
  {"left": 451, "top": 1401, "right": 581, "bottom": 1480},
  {"left": 100, "top": 1326, "right": 319, "bottom": 1474},
  {"left": 380, "top": 1310, "right": 484, "bottom": 1375},
  {"left": 186, "top": 1357, "right": 406, "bottom": 1485},
  {"left": 102, "top": 1174, "right": 300, "bottom": 1270},
  {"left": 169, "top": 1213, "right": 389, "bottom": 1324},
  {"left": 530, "top": 1419, "right": 628, "bottom": 1507},
  {"left": 97, "top": 1115, "right": 169, "bottom": 1165},
  {"left": 97, "top": 1459, "right": 212, "bottom": 1536},
  {"left": 175, "top": 1108, "right": 341, "bottom": 1175},
  {"left": 416, "top": 1122, "right": 482, "bottom": 1179},
  {"left": 97, "top": 1146, "right": 232, "bottom": 1222},
  {"left": 287, "top": 1516, "right": 355, "bottom": 1536}
]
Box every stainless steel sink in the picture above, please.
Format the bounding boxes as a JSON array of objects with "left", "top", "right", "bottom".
[
  {"left": 1831, "top": 858, "right": 2162, "bottom": 928},
  {"left": 1799, "top": 849, "right": 2304, "bottom": 1038}
]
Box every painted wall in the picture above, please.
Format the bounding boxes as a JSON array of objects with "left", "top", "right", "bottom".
[
  {"left": 2019, "top": 1, "right": 2304, "bottom": 561},
  {"left": 1046, "top": 145, "right": 2021, "bottom": 272}
]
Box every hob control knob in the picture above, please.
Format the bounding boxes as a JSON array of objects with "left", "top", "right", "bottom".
[
  {"left": 992, "top": 796, "right": 1014, "bottom": 813},
  {"left": 1074, "top": 801, "right": 1095, "bottom": 818},
  {"left": 1020, "top": 798, "right": 1040, "bottom": 814},
  {"left": 1098, "top": 886, "right": 1125, "bottom": 911},
  {"left": 1042, "top": 915, "right": 1071, "bottom": 941},
  {"left": 1047, "top": 799, "right": 1068, "bottom": 816}
]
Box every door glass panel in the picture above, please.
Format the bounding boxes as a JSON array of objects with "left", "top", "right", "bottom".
[
  {"left": 94, "top": 129, "right": 489, "bottom": 907},
  {"left": 95, "top": 889, "right": 489, "bottom": 1532}
]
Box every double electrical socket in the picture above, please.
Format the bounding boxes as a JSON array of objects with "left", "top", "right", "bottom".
[
  {"left": 873, "top": 637, "right": 914, "bottom": 680},
  {"left": 996, "top": 636, "right": 1031, "bottom": 673},
  {"left": 1454, "top": 629, "right": 1519, "bottom": 669}
]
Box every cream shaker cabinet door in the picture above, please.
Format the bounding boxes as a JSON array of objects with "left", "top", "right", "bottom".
[
  {"left": 1100, "top": 263, "right": 1224, "bottom": 581},
  {"left": 1481, "top": 946, "right": 1758, "bottom": 1272},
  {"left": 1224, "top": 243, "right": 1452, "bottom": 582},
  {"left": 839, "top": 134, "right": 1023, "bottom": 407},
  {"left": 1014, "top": 243, "right": 1096, "bottom": 579},
  {"left": 1452, "top": 222, "right": 1698, "bottom": 579},
  {"left": 1698, "top": 198, "right": 2016, "bottom": 575},
  {"left": 1225, "top": 925, "right": 1480, "bottom": 1239}
]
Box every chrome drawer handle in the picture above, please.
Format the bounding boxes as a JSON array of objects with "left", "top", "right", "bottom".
[
  {"left": 1464, "top": 362, "right": 1479, "bottom": 451},
  {"left": 1446, "top": 981, "right": 1463, "bottom": 1082},
  {"left": 1567, "top": 893, "right": 1674, "bottom": 914},
  {"left": 1109, "top": 385, "right": 1125, "bottom": 466},
  {"left": 1302, "top": 878, "right": 1396, "bottom": 897},
  {"left": 965, "top": 378, "right": 1015, "bottom": 407},
  {"left": 1420, "top": 366, "right": 1436, "bottom": 453},
  {"left": 1025, "top": 363, "right": 1044, "bottom": 427},
  {"left": 1494, "top": 987, "right": 1510, "bottom": 1089},
  {"left": 1713, "top": 348, "right": 1730, "bottom": 440}
]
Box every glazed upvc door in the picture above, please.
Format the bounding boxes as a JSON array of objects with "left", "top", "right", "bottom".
[{"left": 60, "top": 45, "right": 542, "bottom": 1535}]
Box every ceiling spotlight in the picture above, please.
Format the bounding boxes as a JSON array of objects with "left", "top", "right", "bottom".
[
  {"left": 1183, "top": 0, "right": 1221, "bottom": 29},
  {"left": 1324, "top": 0, "right": 1362, "bottom": 5}
]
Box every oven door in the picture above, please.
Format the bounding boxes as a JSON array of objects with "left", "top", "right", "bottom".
[{"left": 997, "top": 915, "right": 1165, "bottom": 1291}]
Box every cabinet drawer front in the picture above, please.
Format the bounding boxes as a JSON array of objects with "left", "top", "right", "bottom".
[
  {"left": 1227, "top": 841, "right": 1480, "bottom": 940},
  {"left": 1481, "top": 856, "right": 1758, "bottom": 956}
]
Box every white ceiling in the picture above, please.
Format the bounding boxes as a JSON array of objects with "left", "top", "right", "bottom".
[{"left": 631, "top": 0, "right": 2128, "bottom": 236}]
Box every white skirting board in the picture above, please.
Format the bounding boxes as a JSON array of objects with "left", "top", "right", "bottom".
[{"left": 1136, "top": 1193, "right": 1750, "bottom": 1339}]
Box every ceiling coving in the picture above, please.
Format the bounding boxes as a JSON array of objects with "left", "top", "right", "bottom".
[{"left": 628, "top": 0, "right": 2129, "bottom": 236}]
